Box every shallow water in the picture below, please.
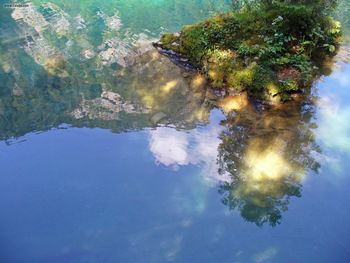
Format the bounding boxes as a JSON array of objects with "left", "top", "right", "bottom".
[{"left": 0, "top": 1, "right": 350, "bottom": 262}]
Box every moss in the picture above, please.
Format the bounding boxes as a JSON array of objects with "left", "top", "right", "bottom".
[
  {"left": 159, "top": 2, "right": 342, "bottom": 102},
  {"left": 204, "top": 49, "right": 238, "bottom": 88},
  {"left": 208, "top": 68, "right": 225, "bottom": 88},
  {"left": 282, "top": 79, "right": 300, "bottom": 92},
  {"left": 266, "top": 82, "right": 280, "bottom": 96},
  {"left": 251, "top": 66, "right": 276, "bottom": 97},
  {"left": 227, "top": 63, "right": 256, "bottom": 91},
  {"left": 160, "top": 33, "right": 181, "bottom": 52},
  {"left": 179, "top": 24, "right": 209, "bottom": 65},
  {"left": 160, "top": 33, "right": 177, "bottom": 45}
]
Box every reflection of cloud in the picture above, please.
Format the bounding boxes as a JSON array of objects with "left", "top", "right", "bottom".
[
  {"left": 253, "top": 247, "right": 278, "bottom": 263},
  {"left": 148, "top": 125, "right": 230, "bottom": 184},
  {"left": 149, "top": 128, "right": 189, "bottom": 166},
  {"left": 316, "top": 64, "right": 350, "bottom": 154},
  {"left": 329, "top": 69, "right": 350, "bottom": 87},
  {"left": 317, "top": 99, "right": 350, "bottom": 153},
  {"left": 316, "top": 97, "right": 350, "bottom": 177},
  {"left": 313, "top": 62, "right": 350, "bottom": 179}
]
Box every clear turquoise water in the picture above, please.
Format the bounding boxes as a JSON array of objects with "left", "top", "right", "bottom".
[{"left": 0, "top": 1, "right": 350, "bottom": 262}]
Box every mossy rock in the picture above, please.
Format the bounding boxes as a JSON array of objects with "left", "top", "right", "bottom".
[
  {"left": 159, "top": 3, "right": 342, "bottom": 102},
  {"left": 160, "top": 33, "right": 181, "bottom": 53}
]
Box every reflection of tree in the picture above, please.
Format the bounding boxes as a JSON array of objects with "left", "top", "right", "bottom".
[
  {"left": 217, "top": 101, "right": 321, "bottom": 226},
  {"left": 0, "top": 1, "right": 217, "bottom": 142},
  {"left": 0, "top": 48, "right": 212, "bottom": 141}
]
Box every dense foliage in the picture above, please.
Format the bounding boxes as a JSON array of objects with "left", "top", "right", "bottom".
[{"left": 160, "top": 0, "right": 342, "bottom": 100}]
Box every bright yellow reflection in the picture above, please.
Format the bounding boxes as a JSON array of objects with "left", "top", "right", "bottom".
[
  {"left": 217, "top": 99, "right": 317, "bottom": 227},
  {"left": 141, "top": 94, "right": 156, "bottom": 108},
  {"left": 190, "top": 74, "right": 206, "bottom": 89},
  {"left": 245, "top": 137, "right": 293, "bottom": 180},
  {"left": 218, "top": 93, "right": 249, "bottom": 113},
  {"left": 240, "top": 136, "right": 305, "bottom": 198},
  {"left": 161, "top": 80, "right": 178, "bottom": 93},
  {"left": 110, "top": 50, "right": 211, "bottom": 124},
  {"left": 240, "top": 134, "right": 306, "bottom": 199},
  {"left": 246, "top": 147, "right": 291, "bottom": 181}
]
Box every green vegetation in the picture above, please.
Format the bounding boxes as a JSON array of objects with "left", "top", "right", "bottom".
[{"left": 160, "top": 0, "right": 342, "bottom": 101}]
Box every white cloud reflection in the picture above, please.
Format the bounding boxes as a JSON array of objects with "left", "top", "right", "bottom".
[
  {"left": 317, "top": 97, "right": 350, "bottom": 153},
  {"left": 314, "top": 61, "right": 350, "bottom": 178},
  {"left": 316, "top": 63, "right": 350, "bottom": 155},
  {"left": 149, "top": 128, "right": 190, "bottom": 166},
  {"left": 148, "top": 125, "right": 231, "bottom": 185}
]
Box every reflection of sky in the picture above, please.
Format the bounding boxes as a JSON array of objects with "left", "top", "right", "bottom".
[
  {"left": 148, "top": 110, "right": 231, "bottom": 185},
  {"left": 316, "top": 64, "right": 350, "bottom": 176},
  {"left": 1, "top": 116, "right": 350, "bottom": 263},
  {"left": 1, "top": 3, "right": 350, "bottom": 262}
]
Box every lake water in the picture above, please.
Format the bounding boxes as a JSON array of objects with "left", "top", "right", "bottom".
[{"left": 0, "top": 1, "right": 350, "bottom": 262}]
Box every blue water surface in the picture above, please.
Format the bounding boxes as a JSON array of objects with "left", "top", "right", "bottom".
[{"left": 0, "top": 1, "right": 350, "bottom": 262}]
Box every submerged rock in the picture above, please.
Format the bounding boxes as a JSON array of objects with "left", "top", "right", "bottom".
[
  {"left": 74, "top": 15, "right": 86, "bottom": 30},
  {"left": 97, "top": 11, "right": 122, "bottom": 31},
  {"left": 71, "top": 91, "right": 149, "bottom": 121},
  {"left": 108, "top": 49, "right": 213, "bottom": 127},
  {"left": 82, "top": 49, "right": 95, "bottom": 59},
  {"left": 40, "top": 3, "right": 71, "bottom": 35},
  {"left": 11, "top": 3, "right": 48, "bottom": 32},
  {"left": 2, "top": 63, "right": 11, "bottom": 73},
  {"left": 12, "top": 84, "right": 24, "bottom": 97}
]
